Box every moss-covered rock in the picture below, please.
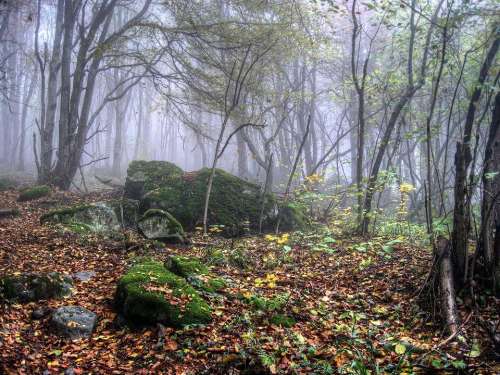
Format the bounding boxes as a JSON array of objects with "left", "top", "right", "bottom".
[
  {"left": 125, "top": 161, "right": 183, "bottom": 199},
  {"left": 115, "top": 259, "right": 211, "bottom": 327},
  {"left": 41, "top": 202, "right": 121, "bottom": 233},
  {"left": 270, "top": 314, "right": 296, "bottom": 327},
  {"left": 17, "top": 185, "right": 51, "bottom": 202},
  {"left": 110, "top": 199, "right": 140, "bottom": 228},
  {"left": 165, "top": 255, "right": 208, "bottom": 277},
  {"left": 0, "top": 272, "right": 72, "bottom": 302},
  {"left": 137, "top": 209, "right": 185, "bottom": 242},
  {"left": 124, "top": 160, "right": 308, "bottom": 234}
]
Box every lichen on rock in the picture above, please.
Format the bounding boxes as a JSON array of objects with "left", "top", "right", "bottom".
[
  {"left": 137, "top": 209, "right": 185, "bottom": 242},
  {"left": 41, "top": 202, "right": 121, "bottom": 234}
]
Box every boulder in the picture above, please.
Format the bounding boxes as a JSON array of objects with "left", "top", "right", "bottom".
[
  {"left": 0, "top": 272, "right": 72, "bottom": 303},
  {"left": 17, "top": 185, "right": 51, "bottom": 202},
  {"left": 137, "top": 209, "right": 185, "bottom": 242},
  {"left": 50, "top": 306, "right": 97, "bottom": 339},
  {"left": 124, "top": 160, "right": 306, "bottom": 234},
  {"left": 110, "top": 198, "right": 140, "bottom": 228},
  {"left": 114, "top": 259, "right": 211, "bottom": 327},
  {"left": 125, "top": 160, "right": 183, "bottom": 200},
  {"left": 41, "top": 202, "right": 121, "bottom": 233}
]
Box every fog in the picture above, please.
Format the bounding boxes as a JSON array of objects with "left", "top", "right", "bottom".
[{"left": 0, "top": 0, "right": 497, "bottom": 215}]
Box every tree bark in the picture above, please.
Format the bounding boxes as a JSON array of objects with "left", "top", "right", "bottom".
[{"left": 451, "top": 30, "right": 499, "bottom": 284}]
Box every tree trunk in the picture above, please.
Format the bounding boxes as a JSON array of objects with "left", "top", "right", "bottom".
[
  {"left": 480, "top": 91, "right": 500, "bottom": 294},
  {"left": 451, "top": 32, "right": 499, "bottom": 284}
]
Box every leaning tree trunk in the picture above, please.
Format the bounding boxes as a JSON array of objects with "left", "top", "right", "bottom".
[{"left": 437, "top": 237, "right": 459, "bottom": 334}]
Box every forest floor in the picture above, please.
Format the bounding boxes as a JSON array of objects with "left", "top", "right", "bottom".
[{"left": 0, "top": 189, "right": 499, "bottom": 374}]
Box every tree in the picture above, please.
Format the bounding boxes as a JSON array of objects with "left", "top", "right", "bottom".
[{"left": 34, "top": 0, "right": 152, "bottom": 189}]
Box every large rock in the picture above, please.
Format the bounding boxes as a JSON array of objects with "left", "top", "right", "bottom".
[
  {"left": 0, "top": 272, "right": 72, "bottom": 302},
  {"left": 125, "top": 161, "right": 183, "bottom": 200},
  {"left": 124, "top": 160, "right": 305, "bottom": 233},
  {"left": 137, "top": 209, "right": 185, "bottom": 242},
  {"left": 114, "top": 259, "right": 212, "bottom": 327},
  {"left": 41, "top": 202, "right": 121, "bottom": 233},
  {"left": 50, "top": 306, "right": 97, "bottom": 340}
]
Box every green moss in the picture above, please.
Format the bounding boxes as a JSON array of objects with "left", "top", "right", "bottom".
[
  {"left": 165, "top": 255, "right": 208, "bottom": 277},
  {"left": 64, "top": 222, "right": 93, "bottom": 234},
  {"left": 0, "top": 272, "right": 72, "bottom": 302},
  {"left": 182, "top": 168, "right": 274, "bottom": 233},
  {"left": 129, "top": 162, "right": 275, "bottom": 232},
  {"left": 115, "top": 259, "right": 211, "bottom": 327},
  {"left": 270, "top": 314, "right": 296, "bottom": 327},
  {"left": 126, "top": 160, "right": 183, "bottom": 193},
  {"left": 202, "top": 278, "right": 226, "bottom": 293},
  {"left": 124, "top": 161, "right": 308, "bottom": 234},
  {"left": 17, "top": 185, "right": 51, "bottom": 202}
]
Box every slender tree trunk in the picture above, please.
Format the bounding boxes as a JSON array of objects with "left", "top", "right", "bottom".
[
  {"left": 451, "top": 31, "right": 499, "bottom": 284},
  {"left": 18, "top": 69, "right": 37, "bottom": 170},
  {"left": 480, "top": 91, "right": 500, "bottom": 294}
]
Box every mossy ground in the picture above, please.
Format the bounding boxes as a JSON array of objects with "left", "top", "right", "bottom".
[{"left": 17, "top": 185, "right": 51, "bottom": 202}]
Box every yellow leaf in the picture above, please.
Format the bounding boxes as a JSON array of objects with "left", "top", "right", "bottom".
[{"left": 395, "top": 343, "right": 406, "bottom": 355}]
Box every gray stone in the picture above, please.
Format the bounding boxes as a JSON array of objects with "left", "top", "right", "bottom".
[
  {"left": 137, "top": 209, "right": 185, "bottom": 242},
  {"left": 51, "top": 306, "right": 97, "bottom": 340},
  {"left": 72, "top": 271, "right": 96, "bottom": 282},
  {"left": 41, "top": 202, "right": 121, "bottom": 233}
]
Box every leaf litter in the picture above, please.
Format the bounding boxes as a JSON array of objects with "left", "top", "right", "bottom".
[{"left": 0, "top": 190, "right": 499, "bottom": 374}]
